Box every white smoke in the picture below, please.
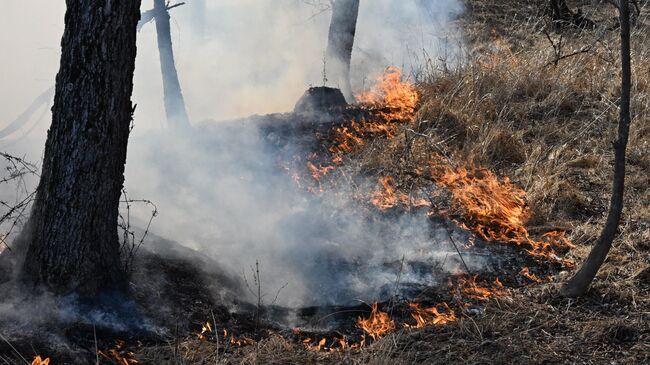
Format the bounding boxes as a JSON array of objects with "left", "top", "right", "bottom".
[{"left": 0, "top": 0, "right": 467, "bottom": 309}]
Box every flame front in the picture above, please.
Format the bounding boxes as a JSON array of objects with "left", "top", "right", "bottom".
[
  {"left": 434, "top": 164, "right": 574, "bottom": 264},
  {"left": 356, "top": 303, "right": 396, "bottom": 340},
  {"left": 356, "top": 66, "right": 419, "bottom": 122}
]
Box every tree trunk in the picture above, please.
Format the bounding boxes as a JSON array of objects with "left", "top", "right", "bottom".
[
  {"left": 19, "top": 0, "right": 142, "bottom": 297},
  {"left": 550, "top": 0, "right": 573, "bottom": 20},
  {"left": 191, "top": 0, "right": 207, "bottom": 41},
  {"left": 325, "top": 0, "right": 360, "bottom": 102},
  {"left": 549, "top": 0, "right": 595, "bottom": 29},
  {"left": 154, "top": 0, "right": 191, "bottom": 129},
  {"left": 561, "top": 0, "right": 632, "bottom": 297}
]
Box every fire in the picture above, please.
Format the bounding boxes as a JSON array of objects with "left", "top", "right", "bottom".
[
  {"left": 370, "top": 176, "right": 398, "bottom": 209},
  {"left": 195, "top": 321, "right": 256, "bottom": 347},
  {"left": 229, "top": 335, "right": 256, "bottom": 347},
  {"left": 406, "top": 302, "right": 456, "bottom": 328},
  {"left": 307, "top": 161, "right": 335, "bottom": 181},
  {"left": 451, "top": 274, "right": 506, "bottom": 302},
  {"left": 196, "top": 320, "right": 212, "bottom": 340},
  {"left": 434, "top": 163, "right": 574, "bottom": 264},
  {"left": 356, "top": 66, "right": 419, "bottom": 121},
  {"left": 356, "top": 303, "right": 396, "bottom": 340},
  {"left": 327, "top": 67, "right": 417, "bottom": 159},
  {"left": 31, "top": 356, "right": 50, "bottom": 365},
  {"left": 519, "top": 267, "right": 543, "bottom": 283},
  {"left": 98, "top": 340, "right": 138, "bottom": 364},
  {"left": 370, "top": 176, "right": 431, "bottom": 209},
  {"left": 303, "top": 337, "right": 327, "bottom": 351}
]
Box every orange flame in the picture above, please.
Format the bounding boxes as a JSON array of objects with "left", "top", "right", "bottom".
[
  {"left": 370, "top": 176, "right": 431, "bottom": 210},
  {"left": 98, "top": 340, "right": 138, "bottom": 365},
  {"left": 196, "top": 320, "right": 213, "bottom": 340},
  {"left": 356, "top": 303, "right": 396, "bottom": 340},
  {"left": 434, "top": 164, "right": 574, "bottom": 265},
  {"left": 451, "top": 274, "right": 506, "bottom": 302},
  {"left": 31, "top": 356, "right": 50, "bottom": 365},
  {"left": 307, "top": 161, "right": 335, "bottom": 181},
  {"left": 405, "top": 302, "right": 456, "bottom": 328},
  {"left": 356, "top": 66, "right": 419, "bottom": 121},
  {"left": 328, "top": 67, "right": 417, "bottom": 159},
  {"left": 519, "top": 267, "right": 543, "bottom": 283}
]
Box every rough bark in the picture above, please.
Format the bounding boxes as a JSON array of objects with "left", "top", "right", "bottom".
[
  {"left": 561, "top": 0, "right": 632, "bottom": 297},
  {"left": 325, "top": 0, "right": 360, "bottom": 102},
  {"left": 154, "top": 0, "right": 191, "bottom": 129},
  {"left": 19, "top": 0, "right": 142, "bottom": 296}
]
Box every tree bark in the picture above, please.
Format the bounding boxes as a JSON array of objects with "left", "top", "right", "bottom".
[
  {"left": 19, "top": 0, "right": 142, "bottom": 297},
  {"left": 325, "top": 0, "right": 360, "bottom": 102},
  {"left": 154, "top": 0, "right": 191, "bottom": 129},
  {"left": 561, "top": 0, "right": 632, "bottom": 297}
]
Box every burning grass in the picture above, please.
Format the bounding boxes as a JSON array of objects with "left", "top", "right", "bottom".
[{"left": 9, "top": 2, "right": 650, "bottom": 364}]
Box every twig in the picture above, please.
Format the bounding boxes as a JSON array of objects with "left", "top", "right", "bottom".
[
  {"left": 93, "top": 324, "right": 99, "bottom": 365},
  {"left": 211, "top": 310, "right": 219, "bottom": 363},
  {"left": 0, "top": 332, "right": 29, "bottom": 365}
]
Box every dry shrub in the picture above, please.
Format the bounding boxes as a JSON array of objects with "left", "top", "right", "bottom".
[{"left": 482, "top": 130, "right": 527, "bottom": 166}]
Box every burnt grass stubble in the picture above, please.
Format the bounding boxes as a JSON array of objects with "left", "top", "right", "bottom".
[{"left": 2, "top": 102, "right": 567, "bottom": 364}]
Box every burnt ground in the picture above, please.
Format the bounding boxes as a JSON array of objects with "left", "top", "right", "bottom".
[
  {"left": 0, "top": 104, "right": 570, "bottom": 364},
  {"left": 0, "top": 115, "right": 570, "bottom": 364},
  {"left": 2, "top": 2, "right": 650, "bottom": 364}
]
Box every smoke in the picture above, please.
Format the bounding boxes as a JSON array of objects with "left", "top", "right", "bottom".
[{"left": 0, "top": 0, "right": 466, "bottom": 311}]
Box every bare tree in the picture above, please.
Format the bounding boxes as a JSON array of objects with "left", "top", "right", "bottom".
[
  {"left": 325, "top": 0, "right": 360, "bottom": 102},
  {"left": 153, "top": 0, "right": 191, "bottom": 129},
  {"left": 17, "top": 0, "right": 142, "bottom": 296},
  {"left": 561, "top": 0, "right": 632, "bottom": 297}
]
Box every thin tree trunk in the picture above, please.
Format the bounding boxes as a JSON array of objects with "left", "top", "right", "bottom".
[
  {"left": 325, "top": 0, "right": 360, "bottom": 102},
  {"left": 550, "top": 0, "right": 573, "bottom": 20},
  {"left": 0, "top": 87, "right": 54, "bottom": 140},
  {"left": 549, "top": 0, "right": 594, "bottom": 29},
  {"left": 191, "top": 0, "right": 207, "bottom": 41},
  {"left": 154, "top": 0, "right": 190, "bottom": 129},
  {"left": 561, "top": 0, "right": 632, "bottom": 297},
  {"left": 19, "top": 0, "right": 142, "bottom": 297}
]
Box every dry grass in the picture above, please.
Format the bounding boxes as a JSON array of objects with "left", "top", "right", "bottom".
[{"left": 141, "top": 1, "right": 650, "bottom": 364}]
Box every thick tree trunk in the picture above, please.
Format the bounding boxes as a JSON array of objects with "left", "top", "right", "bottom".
[
  {"left": 154, "top": 0, "right": 191, "bottom": 129},
  {"left": 325, "top": 0, "right": 360, "bottom": 102},
  {"left": 19, "top": 0, "right": 141, "bottom": 297},
  {"left": 561, "top": 0, "right": 632, "bottom": 297}
]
